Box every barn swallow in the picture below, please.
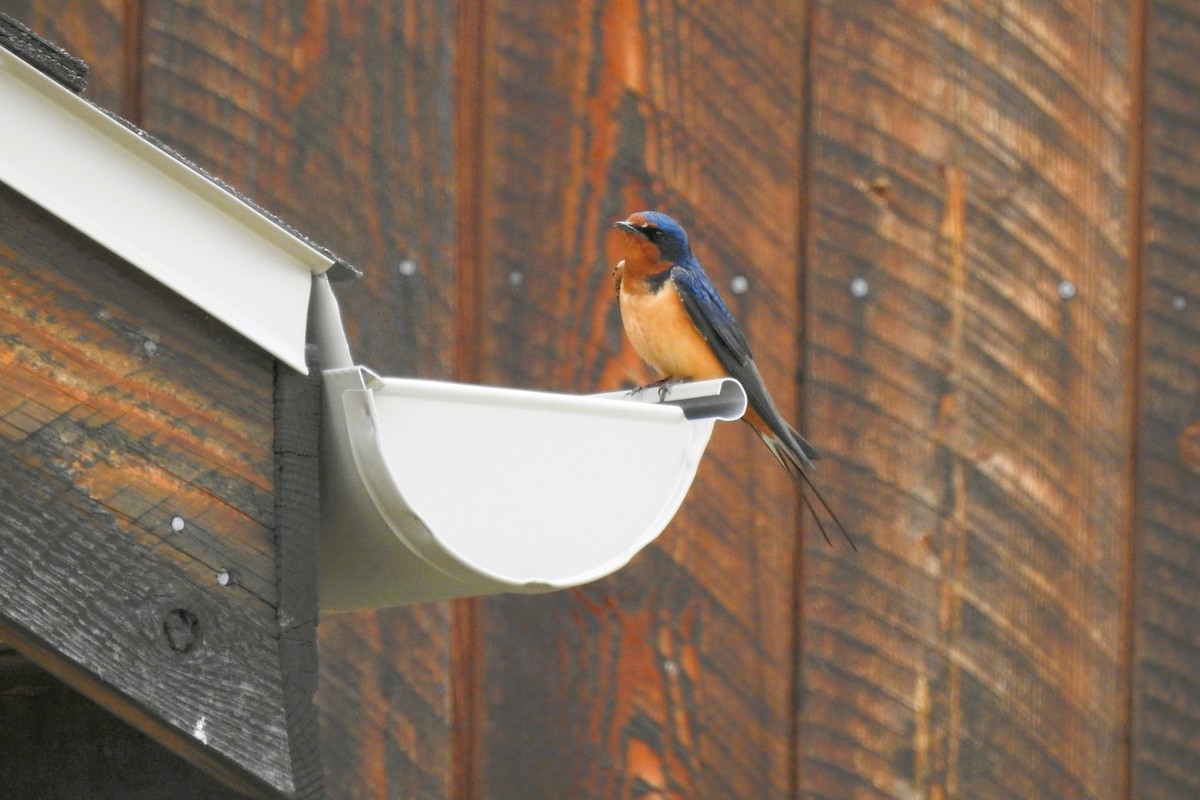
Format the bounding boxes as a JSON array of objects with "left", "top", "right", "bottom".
[{"left": 614, "top": 211, "right": 853, "bottom": 548}]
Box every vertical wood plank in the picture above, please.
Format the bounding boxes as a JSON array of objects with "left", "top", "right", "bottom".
[
  {"left": 1131, "top": 0, "right": 1200, "bottom": 796},
  {"left": 275, "top": 350, "right": 325, "bottom": 799},
  {"left": 801, "top": 2, "right": 1135, "bottom": 798},
  {"left": 140, "top": 2, "right": 459, "bottom": 798},
  {"left": 475, "top": 1, "right": 806, "bottom": 798}
]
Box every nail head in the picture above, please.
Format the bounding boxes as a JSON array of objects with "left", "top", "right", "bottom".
[{"left": 850, "top": 277, "right": 870, "bottom": 298}]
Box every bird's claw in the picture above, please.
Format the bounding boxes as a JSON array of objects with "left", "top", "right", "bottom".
[
  {"left": 657, "top": 380, "right": 679, "bottom": 401},
  {"left": 629, "top": 377, "right": 686, "bottom": 401}
]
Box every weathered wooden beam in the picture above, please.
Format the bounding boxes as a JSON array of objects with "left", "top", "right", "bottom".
[
  {"left": 274, "top": 348, "right": 324, "bottom": 799},
  {"left": 0, "top": 183, "right": 314, "bottom": 797}
]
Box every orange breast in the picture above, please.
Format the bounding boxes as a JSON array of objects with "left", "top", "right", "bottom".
[{"left": 619, "top": 280, "right": 726, "bottom": 381}]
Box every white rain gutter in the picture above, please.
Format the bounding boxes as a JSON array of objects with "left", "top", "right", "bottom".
[
  {"left": 0, "top": 46, "right": 336, "bottom": 373},
  {"left": 312, "top": 277, "right": 747, "bottom": 611}
]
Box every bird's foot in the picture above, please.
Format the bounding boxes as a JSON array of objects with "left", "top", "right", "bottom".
[
  {"left": 630, "top": 377, "right": 687, "bottom": 401},
  {"left": 657, "top": 378, "right": 685, "bottom": 401}
]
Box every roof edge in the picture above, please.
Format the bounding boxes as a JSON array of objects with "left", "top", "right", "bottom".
[
  {"left": 0, "top": 35, "right": 364, "bottom": 371},
  {"left": 0, "top": 13, "right": 87, "bottom": 93}
]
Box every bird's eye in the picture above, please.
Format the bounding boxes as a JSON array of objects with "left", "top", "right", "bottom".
[{"left": 649, "top": 229, "right": 666, "bottom": 242}]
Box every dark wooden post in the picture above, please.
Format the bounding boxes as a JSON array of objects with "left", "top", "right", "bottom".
[{"left": 274, "top": 347, "right": 324, "bottom": 798}]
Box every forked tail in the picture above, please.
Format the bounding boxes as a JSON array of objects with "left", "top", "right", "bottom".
[{"left": 761, "top": 434, "right": 856, "bottom": 550}]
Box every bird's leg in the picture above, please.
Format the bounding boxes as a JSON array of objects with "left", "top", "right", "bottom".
[{"left": 629, "top": 376, "right": 687, "bottom": 401}]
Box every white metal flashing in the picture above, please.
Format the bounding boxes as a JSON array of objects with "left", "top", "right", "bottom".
[{"left": 0, "top": 46, "right": 335, "bottom": 373}]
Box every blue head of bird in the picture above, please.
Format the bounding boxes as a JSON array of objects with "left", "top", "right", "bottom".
[{"left": 615, "top": 211, "right": 692, "bottom": 273}]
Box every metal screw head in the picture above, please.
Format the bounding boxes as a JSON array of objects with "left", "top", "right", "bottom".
[
  {"left": 397, "top": 259, "right": 417, "bottom": 277},
  {"left": 508, "top": 270, "right": 524, "bottom": 288},
  {"left": 850, "top": 277, "right": 870, "bottom": 298},
  {"left": 170, "top": 516, "right": 185, "bottom": 532},
  {"left": 1058, "top": 279, "right": 1077, "bottom": 300},
  {"left": 217, "top": 570, "right": 231, "bottom": 586},
  {"left": 730, "top": 275, "right": 750, "bottom": 295},
  {"left": 142, "top": 339, "right": 158, "bottom": 356},
  {"left": 1172, "top": 295, "right": 1187, "bottom": 312}
]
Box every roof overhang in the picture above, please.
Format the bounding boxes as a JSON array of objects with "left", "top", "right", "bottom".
[{"left": 0, "top": 45, "right": 343, "bottom": 373}]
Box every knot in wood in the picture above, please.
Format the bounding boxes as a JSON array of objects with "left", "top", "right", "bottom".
[{"left": 163, "top": 608, "right": 201, "bottom": 654}]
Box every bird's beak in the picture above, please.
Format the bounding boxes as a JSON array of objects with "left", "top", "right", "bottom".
[{"left": 614, "top": 220, "right": 642, "bottom": 237}]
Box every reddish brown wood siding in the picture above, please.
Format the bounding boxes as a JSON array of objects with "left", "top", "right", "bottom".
[
  {"left": 1133, "top": 1, "right": 1200, "bottom": 797},
  {"left": 473, "top": 2, "right": 805, "bottom": 798},
  {"left": 4, "top": 0, "right": 1197, "bottom": 797},
  {"left": 802, "top": 2, "right": 1136, "bottom": 798}
]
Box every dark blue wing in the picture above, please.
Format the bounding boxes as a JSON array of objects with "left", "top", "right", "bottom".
[
  {"left": 672, "top": 257, "right": 846, "bottom": 545},
  {"left": 670, "top": 261, "right": 753, "bottom": 368},
  {"left": 672, "top": 260, "right": 822, "bottom": 465}
]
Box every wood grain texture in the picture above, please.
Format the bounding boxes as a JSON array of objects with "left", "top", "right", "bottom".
[
  {"left": 10, "top": 2, "right": 1182, "bottom": 798},
  {"left": 801, "top": 2, "right": 1135, "bottom": 798},
  {"left": 140, "top": 0, "right": 457, "bottom": 378},
  {"left": 0, "top": 186, "right": 292, "bottom": 797},
  {"left": 138, "top": 3, "right": 460, "bottom": 797},
  {"left": 0, "top": 0, "right": 128, "bottom": 110},
  {"left": 0, "top": 191, "right": 277, "bottom": 623},
  {"left": 0, "top": 8, "right": 315, "bottom": 796},
  {"left": 1131, "top": 0, "right": 1200, "bottom": 797},
  {"left": 0, "top": 650, "right": 247, "bottom": 799},
  {"left": 0, "top": 185, "right": 277, "bottom": 624},
  {"left": 475, "top": 1, "right": 805, "bottom": 797},
  {"left": 274, "top": 350, "right": 325, "bottom": 800}
]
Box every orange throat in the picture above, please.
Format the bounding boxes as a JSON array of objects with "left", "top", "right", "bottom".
[{"left": 616, "top": 237, "right": 668, "bottom": 286}]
